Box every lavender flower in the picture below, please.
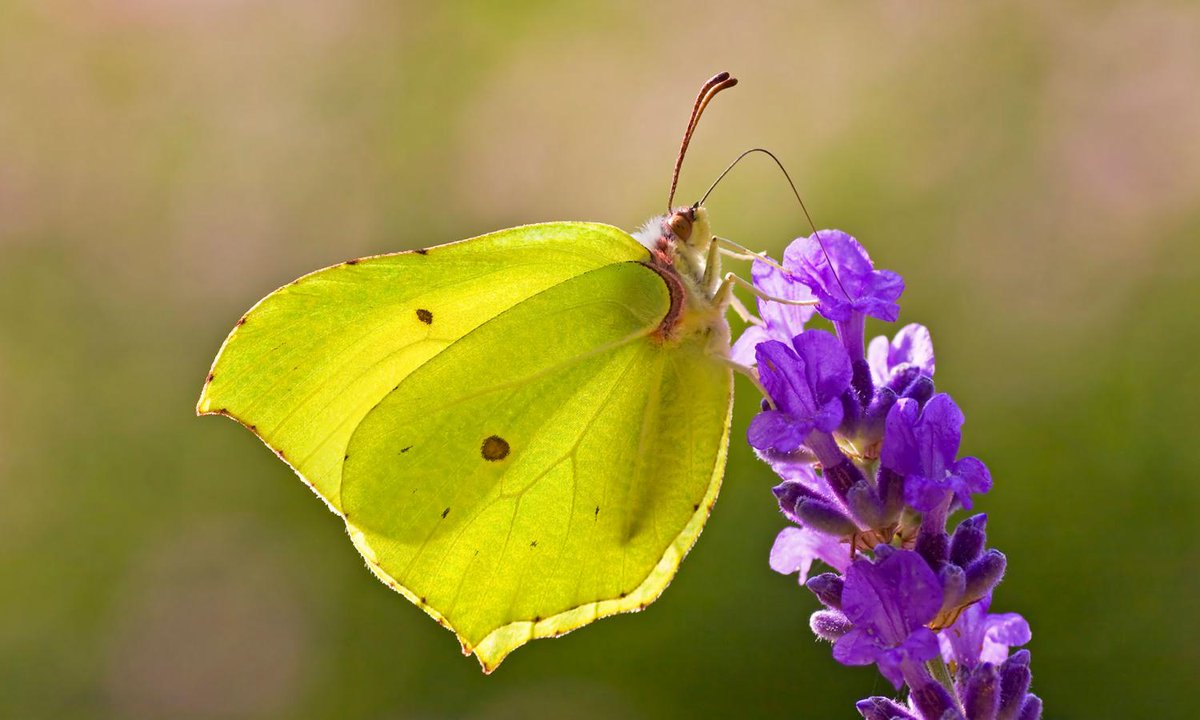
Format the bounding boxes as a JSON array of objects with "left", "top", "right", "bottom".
[
  {"left": 868, "top": 323, "right": 935, "bottom": 393},
  {"left": 747, "top": 330, "right": 851, "bottom": 454},
  {"left": 737, "top": 229, "right": 1040, "bottom": 719},
  {"left": 769, "top": 525, "right": 850, "bottom": 585},
  {"left": 939, "top": 594, "right": 1031, "bottom": 669},
  {"left": 786, "top": 230, "right": 904, "bottom": 359},
  {"left": 833, "top": 548, "right": 943, "bottom": 690},
  {"left": 882, "top": 394, "right": 992, "bottom": 516}
]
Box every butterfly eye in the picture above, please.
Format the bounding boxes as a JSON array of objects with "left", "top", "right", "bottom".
[{"left": 667, "top": 211, "right": 693, "bottom": 242}]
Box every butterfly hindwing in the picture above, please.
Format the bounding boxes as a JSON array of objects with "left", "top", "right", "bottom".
[{"left": 341, "top": 261, "right": 733, "bottom": 671}]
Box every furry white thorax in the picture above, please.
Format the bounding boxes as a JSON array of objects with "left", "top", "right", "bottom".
[{"left": 632, "top": 215, "right": 668, "bottom": 251}]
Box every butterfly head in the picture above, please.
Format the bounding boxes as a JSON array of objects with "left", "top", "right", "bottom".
[{"left": 633, "top": 204, "right": 712, "bottom": 261}]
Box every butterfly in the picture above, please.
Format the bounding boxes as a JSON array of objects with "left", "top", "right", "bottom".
[{"left": 197, "top": 72, "right": 810, "bottom": 672}]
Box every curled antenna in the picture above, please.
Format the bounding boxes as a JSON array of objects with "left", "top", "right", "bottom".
[
  {"left": 699, "top": 147, "right": 853, "bottom": 301},
  {"left": 667, "top": 72, "right": 739, "bottom": 212}
]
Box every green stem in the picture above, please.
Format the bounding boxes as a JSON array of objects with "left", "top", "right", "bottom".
[{"left": 926, "top": 655, "right": 955, "bottom": 694}]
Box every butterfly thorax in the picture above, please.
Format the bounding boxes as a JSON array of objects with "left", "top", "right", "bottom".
[{"left": 634, "top": 206, "right": 730, "bottom": 353}]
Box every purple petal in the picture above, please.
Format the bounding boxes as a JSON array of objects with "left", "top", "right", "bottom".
[
  {"left": 939, "top": 595, "right": 1031, "bottom": 668},
  {"left": 832, "top": 627, "right": 881, "bottom": 667},
  {"left": 812, "top": 397, "right": 845, "bottom": 434},
  {"left": 882, "top": 398, "right": 922, "bottom": 475},
  {"left": 866, "top": 335, "right": 892, "bottom": 388},
  {"left": 769, "top": 526, "right": 851, "bottom": 584},
  {"left": 752, "top": 257, "right": 816, "bottom": 338},
  {"left": 747, "top": 410, "right": 811, "bottom": 453},
  {"left": 901, "top": 626, "right": 943, "bottom": 663},
  {"left": 904, "top": 474, "right": 949, "bottom": 513},
  {"left": 921, "top": 394, "right": 965, "bottom": 467},
  {"left": 729, "top": 324, "right": 770, "bottom": 366},
  {"left": 891, "top": 324, "right": 935, "bottom": 376},
  {"left": 869, "top": 324, "right": 936, "bottom": 387},
  {"left": 791, "top": 329, "right": 854, "bottom": 403},
  {"left": 857, "top": 270, "right": 905, "bottom": 322},
  {"left": 756, "top": 341, "right": 809, "bottom": 413},
  {"left": 841, "top": 550, "right": 943, "bottom": 637},
  {"left": 783, "top": 230, "right": 905, "bottom": 323},
  {"left": 758, "top": 450, "right": 830, "bottom": 495},
  {"left": 873, "top": 648, "right": 909, "bottom": 690},
  {"left": 981, "top": 613, "right": 1032, "bottom": 665},
  {"left": 950, "top": 458, "right": 988, "bottom": 496}
]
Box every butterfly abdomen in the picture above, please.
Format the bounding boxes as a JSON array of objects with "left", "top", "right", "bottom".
[{"left": 640, "top": 257, "right": 686, "bottom": 343}]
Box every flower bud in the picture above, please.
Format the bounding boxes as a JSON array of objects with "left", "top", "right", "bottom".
[
  {"left": 772, "top": 479, "right": 825, "bottom": 524},
  {"left": 917, "top": 529, "right": 950, "bottom": 570},
  {"left": 847, "top": 480, "right": 886, "bottom": 529},
  {"left": 908, "top": 672, "right": 960, "bottom": 720},
  {"left": 997, "top": 650, "right": 1032, "bottom": 720},
  {"left": 850, "top": 356, "right": 874, "bottom": 406},
  {"left": 950, "top": 514, "right": 988, "bottom": 567},
  {"left": 794, "top": 499, "right": 860, "bottom": 537},
  {"left": 860, "top": 386, "right": 899, "bottom": 444},
  {"left": 810, "top": 609, "right": 853, "bottom": 641},
  {"left": 965, "top": 550, "right": 1007, "bottom": 603},
  {"left": 871, "top": 543, "right": 897, "bottom": 561},
  {"left": 856, "top": 697, "right": 918, "bottom": 720},
  {"left": 903, "top": 374, "right": 935, "bottom": 406},
  {"left": 806, "top": 572, "right": 844, "bottom": 609},
  {"left": 885, "top": 364, "right": 924, "bottom": 396},
  {"left": 823, "top": 462, "right": 866, "bottom": 505},
  {"left": 877, "top": 466, "right": 906, "bottom": 524},
  {"left": 939, "top": 564, "right": 966, "bottom": 616},
  {"left": 963, "top": 662, "right": 1000, "bottom": 720}
]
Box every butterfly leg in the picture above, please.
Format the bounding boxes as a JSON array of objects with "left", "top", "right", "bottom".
[
  {"left": 701, "top": 234, "right": 724, "bottom": 296},
  {"left": 713, "top": 272, "right": 818, "bottom": 310},
  {"left": 712, "top": 236, "right": 787, "bottom": 273},
  {"left": 727, "top": 294, "right": 762, "bottom": 325}
]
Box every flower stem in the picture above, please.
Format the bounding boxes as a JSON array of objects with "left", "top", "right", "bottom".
[{"left": 925, "top": 655, "right": 955, "bottom": 695}]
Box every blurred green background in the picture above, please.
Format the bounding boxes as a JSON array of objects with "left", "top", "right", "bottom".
[{"left": 3, "top": 1, "right": 1198, "bottom": 717}]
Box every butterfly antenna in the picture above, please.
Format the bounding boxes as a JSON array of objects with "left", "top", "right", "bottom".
[
  {"left": 699, "top": 147, "right": 853, "bottom": 301},
  {"left": 667, "top": 72, "right": 739, "bottom": 212}
]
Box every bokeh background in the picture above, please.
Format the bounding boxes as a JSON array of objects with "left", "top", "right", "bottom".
[{"left": 3, "top": 1, "right": 1198, "bottom": 717}]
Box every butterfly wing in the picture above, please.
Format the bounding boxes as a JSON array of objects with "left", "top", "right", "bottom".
[
  {"left": 342, "top": 259, "right": 733, "bottom": 671},
  {"left": 197, "top": 222, "right": 649, "bottom": 511}
]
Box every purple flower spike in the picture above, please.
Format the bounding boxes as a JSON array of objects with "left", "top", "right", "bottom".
[
  {"left": 729, "top": 257, "right": 817, "bottom": 365},
  {"left": 750, "top": 229, "right": 1039, "bottom": 716},
  {"left": 882, "top": 395, "right": 993, "bottom": 513},
  {"left": 786, "top": 230, "right": 905, "bottom": 324},
  {"left": 769, "top": 526, "right": 851, "bottom": 585},
  {"left": 868, "top": 323, "right": 935, "bottom": 390},
  {"left": 938, "top": 595, "right": 1031, "bottom": 668},
  {"left": 833, "top": 549, "right": 943, "bottom": 689},
  {"left": 747, "top": 331, "right": 852, "bottom": 454}
]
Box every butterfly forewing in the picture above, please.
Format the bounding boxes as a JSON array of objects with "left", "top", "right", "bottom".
[{"left": 197, "top": 223, "right": 649, "bottom": 509}]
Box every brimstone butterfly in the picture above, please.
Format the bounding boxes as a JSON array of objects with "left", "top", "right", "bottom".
[{"left": 197, "top": 72, "right": 802, "bottom": 672}]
